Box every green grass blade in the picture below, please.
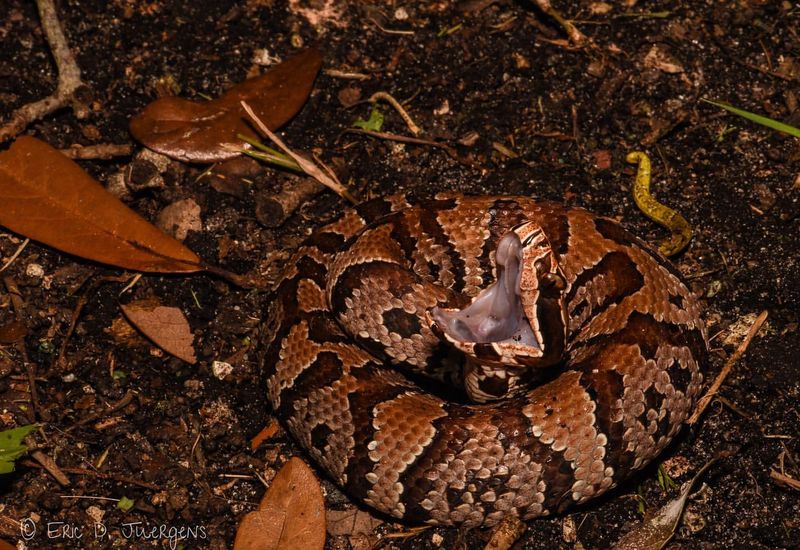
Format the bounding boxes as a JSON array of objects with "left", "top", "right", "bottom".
[{"left": 702, "top": 98, "right": 800, "bottom": 138}]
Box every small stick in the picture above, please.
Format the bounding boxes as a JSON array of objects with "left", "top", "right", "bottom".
[
  {"left": 533, "top": 0, "right": 588, "bottom": 46},
  {"left": 770, "top": 470, "right": 800, "bottom": 491},
  {"left": 0, "top": 238, "right": 30, "bottom": 274},
  {"left": 203, "top": 263, "right": 261, "bottom": 289},
  {"left": 369, "top": 17, "right": 415, "bottom": 36},
  {"left": 688, "top": 310, "right": 769, "bottom": 425},
  {"left": 240, "top": 101, "right": 357, "bottom": 203},
  {"left": 59, "top": 143, "right": 133, "bottom": 160},
  {"left": 30, "top": 450, "right": 71, "bottom": 486},
  {"left": 21, "top": 461, "right": 161, "bottom": 491},
  {"left": 343, "top": 128, "right": 458, "bottom": 159},
  {"left": 369, "top": 91, "right": 421, "bottom": 136},
  {"left": 323, "top": 69, "right": 371, "bottom": 81},
  {"left": 0, "top": 0, "right": 87, "bottom": 142},
  {"left": 66, "top": 390, "right": 135, "bottom": 432},
  {"left": 256, "top": 177, "right": 324, "bottom": 228}
]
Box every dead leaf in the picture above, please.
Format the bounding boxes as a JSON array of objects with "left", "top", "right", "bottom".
[
  {"left": 130, "top": 48, "right": 322, "bottom": 163},
  {"left": 0, "top": 540, "right": 15, "bottom": 550},
  {"left": 0, "top": 320, "right": 27, "bottom": 344},
  {"left": 326, "top": 508, "right": 383, "bottom": 537},
  {"left": 643, "top": 44, "right": 685, "bottom": 74},
  {"left": 612, "top": 459, "right": 717, "bottom": 550},
  {"left": 0, "top": 136, "right": 201, "bottom": 273},
  {"left": 234, "top": 457, "right": 325, "bottom": 550},
  {"left": 121, "top": 300, "right": 197, "bottom": 364}
]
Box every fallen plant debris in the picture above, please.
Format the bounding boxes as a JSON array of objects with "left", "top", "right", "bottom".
[
  {"left": 0, "top": 2, "right": 798, "bottom": 549},
  {"left": 254, "top": 175, "right": 324, "bottom": 228},
  {"left": 242, "top": 100, "right": 357, "bottom": 202},
  {"left": 233, "top": 457, "right": 325, "bottom": 550},
  {"left": 130, "top": 48, "right": 322, "bottom": 163},
  {"left": 485, "top": 515, "right": 526, "bottom": 550},
  {"left": 0, "top": 136, "right": 201, "bottom": 273},
  {"left": 612, "top": 459, "right": 718, "bottom": 550},
  {"left": 0, "top": 0, "right": 86, "bottom": 143},
  {"left": 688, "top": 310, "right": 769, "bottom": 425},
  {"left": 120, "top": 300, "right": 197, "bottom": 364}
]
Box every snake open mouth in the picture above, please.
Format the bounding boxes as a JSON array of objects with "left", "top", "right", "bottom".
[{"left": 430, "top": 231, "right": 540, "bottom": 349}]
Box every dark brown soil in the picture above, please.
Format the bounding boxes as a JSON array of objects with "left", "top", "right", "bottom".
[{"left": 1, "top": 1, "right": 799, "bottom": 549}]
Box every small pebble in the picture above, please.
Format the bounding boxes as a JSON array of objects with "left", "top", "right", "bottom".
[
  {"left": 212, "top": 360, "right": 233, "bottom": 380},
  {"left": 26, "top": 263, "right": 44, "bottom": 278}
]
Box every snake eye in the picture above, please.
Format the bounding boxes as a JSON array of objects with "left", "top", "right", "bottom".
[{"left": 541, "top": 272, "right": 566, "bottom": 291}]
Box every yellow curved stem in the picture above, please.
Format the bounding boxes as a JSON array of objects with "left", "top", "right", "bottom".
[{"left": 626, "top": 151, "right": 692, "bottom": 257}]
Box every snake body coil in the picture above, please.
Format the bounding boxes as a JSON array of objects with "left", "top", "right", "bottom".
[{"left": 263, "top": 195, "right": 707, "bottom": 527}]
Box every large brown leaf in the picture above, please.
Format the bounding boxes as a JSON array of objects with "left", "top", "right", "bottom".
[
  {"left": 130, "top": 48, "right": 322, "bottom": 163},
  {"left": 0, "top": 136, "right": 201, "bottom": 273},
  {"left": 234, "top": 457, "right": 325, "bottom": 550}
]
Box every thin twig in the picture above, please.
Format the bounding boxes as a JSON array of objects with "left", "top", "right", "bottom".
[
  {"left": 323, "top": 69, "right": 371, "bottom": 81},
  {"left": 0, "top": 238, "right": 30, "bottom": 274},
  {"left": 21, "top": 461, "right": 161, "bottom": 490},
  {"left": 31, "top": 450, "right": 71, "bottom": 486},
  {"left": 256, "top": 177, "right": 324, "bottom": 228},
  {"left": 533, "top": 0, "right": 588, "bottom": 46},
  {"left": 688, "top": 310, "right": 769, "bottom": 425},
  {"left": 770, "top": 470, "right": 800, "bottom": 491},
  {"left": 59, "top": 143, "right": 133, "bottom": 160},
  {"left": 369, "top": 91, "right": 421, "bottom": 136},
  {"left": 203, "top": 263, "right": 260, "bottom": 288},
  {"left": 0, "top": 0, "right": 87, "bottom": 142},
  {"left": 66, "top": 390, "right": 136, "bottom": 432},
  {"left": 342, "top": 128, "right": 458, "bottom": 159},
  {"left": 240, "top": 101, "right": 357, "bottom": 203},
  {"left": 369, "top": 17, "right": 415, "bottom": 35}
]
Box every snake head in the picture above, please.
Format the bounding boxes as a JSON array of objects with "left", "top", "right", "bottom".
[{"left": 427, "top": 222, "right": 567, "bottom": 401}]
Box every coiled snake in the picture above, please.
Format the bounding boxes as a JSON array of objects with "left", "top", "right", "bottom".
[{"left": 262, "top": 194, "right": 707, "bottom": 527}]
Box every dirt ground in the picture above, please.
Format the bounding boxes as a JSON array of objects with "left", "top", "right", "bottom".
[{"left": 1, "top": 1, "right": 799, "bottom": 549}]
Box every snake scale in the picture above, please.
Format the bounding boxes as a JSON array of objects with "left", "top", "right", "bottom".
[{"left": 262, "top": 194, "right": 707, "bottom": 527}]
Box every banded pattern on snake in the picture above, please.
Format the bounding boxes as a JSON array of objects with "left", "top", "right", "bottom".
[{"left": 262, "top": 194, "right": 707, "bottom": 527}]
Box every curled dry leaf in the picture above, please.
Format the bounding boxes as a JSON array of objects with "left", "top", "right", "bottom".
[
  {"left": 120, "top": 300, "right": 197, "bottom": 364},
  {"left": 0, "top": 136, "right": 201, "bottom": 273},
  {"left": 612, "top": 459, "right": 717, "bottom": 550},
  {"left": 234, "top": 457, "right": 325, "bottom": 550},
  {"left": 130, "top": 48, "right": 322, "bottom": 163}
]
